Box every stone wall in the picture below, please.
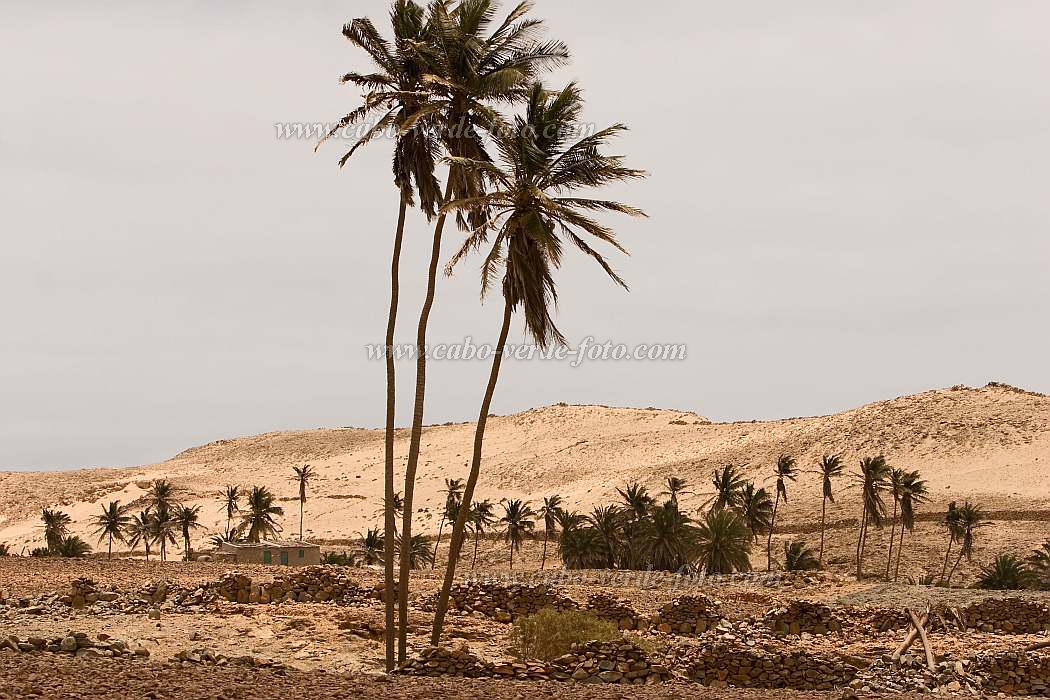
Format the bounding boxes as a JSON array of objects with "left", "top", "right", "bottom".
[
  {"left": 0, "top": 631, "right": 149, "bottom": 659},
  {"left": 447, "top": 581, "right": 577, "bottom": 622},
  {"left": 398, "top": 639, "right": 672, "bottom": 685},
  {"left": 763, "top": 600, "right": 842, "bottom": 635},
  {"left": 650, "top": 595, "right": 722, "bottom": 635},
  {"left": 973, "top": 650, "right": 1050, "bottom": 696},
  {"left": 585, "top": 593, "right": 646, "bottom": 630},
  {"left": 216, "top": 566, "right": 364, "bottom": 605},
  {"left": 961, "top": 598, "right": 1050, "bottom": 634},
  {"left": 677, "top": 642, "right": 857, "bottom": 690}
]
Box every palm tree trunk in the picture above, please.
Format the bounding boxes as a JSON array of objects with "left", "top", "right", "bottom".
[
  {"left": 430, "top": 298, "right": 513, "bottom": 645},
  {"left": 299, "top": 500, "right": 304, "bottom": 542},
  {"left": 767, "top": 492, "right": 781, "bottom": 571},
  {"left": 431, "top": 518, "right": 445, "bottom": 570},
  {"left": 855, "top": 507, "right": 868, "bottom": 579},
  {"left": 818, "top": 493, "right": 828, "bottom": 564},
  {"left": 540, "top": 530, "right": 549, "bottom": 570},
  {"left": 108, "top": 533, "right": 113, "bottom": 561},
  {"left": 471, "top": 530, "right": 480, "bottom": 569},
  {"left": 383, "top": 195, "right": 407, "bottom": 673},
  {"left": 939, "top": 537, "right": 954, "bottom": 585},
  {"left": 885, "top": 498, "right": 898, "bottom": 579},
  {"left": 894, "top": 525, "right": 906, "bottom": 582},
  {"left": 947, "top": 547, "right": 966, "bottom": 587},
  {"left": 398, "top": 183, "right": 453, "bottom": 664}
]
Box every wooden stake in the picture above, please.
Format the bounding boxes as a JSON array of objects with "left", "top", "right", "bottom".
[
  {"left": 892, "top": 612, "right": 929, "bottom": 660},
  {"left": 906, "top": 607, "right": 937, "bottom": 672}
]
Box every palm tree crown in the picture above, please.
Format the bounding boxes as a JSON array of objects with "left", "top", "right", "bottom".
[
  {"left": 41, "top": 509, "right": 72, "bottom": 553},
  {"left": 92, "top": 501, "right": 131, "bottom": 559},
  {"left": 237, "top": 486, "right": 285, "bottom": 543},
  {"left": 708, "top": 465, "right": 746, "bottom": 512}
]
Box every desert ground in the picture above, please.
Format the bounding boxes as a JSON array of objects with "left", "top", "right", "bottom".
[{"left": 1, "top": 382, "right": 1049, "bottom": 698}]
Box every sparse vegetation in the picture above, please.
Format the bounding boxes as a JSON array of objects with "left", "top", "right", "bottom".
[
  {"left": 978, "top": 553, "right": 1036, "bottom": 590},
  {"left": 510, "top": 609, "right": 620, "bottom": 661},
  {"left": 784, "top": 540, "right": 820, "bottom": 571}
]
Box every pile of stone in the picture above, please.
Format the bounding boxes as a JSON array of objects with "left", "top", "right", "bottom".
[
  {"left": 217, "top": 566, "right": 364, "bottom": 605},
  {"left": 841, "top": 606, "right": 912, "bottom": 633},
  {"left": 853, "top": 654, "right": 981, "bottom": 695},
  {"left": 650, "top": 595, "right": 722, "bottom": 635},
  {"left": 172, "top": 648, "right": 285, "bottom": 671},
  {"left": 398, "top": 645, "right": 494, "bottom": 678},
  {"left": 764, "top": 600, "right": 842, "bottom": 635},
  {"left": 972, "top": 650, "right": 1050, "bottom": 696},
  {"left": 0, "top": 631, "right": 149, "bottom": 660},
  {"left": 585, "top": 593, "right": 646, "bottom": 630},
  {"left": 549, "top": 639, "right": 672, "bottom": 685},
  {"left": 338, "top": 618, "right": 384, "bottom": 640},
  {"left": 677, "top": 642, "right": 857, "bottom": 690},
  {"left": 961, "top": 598, "right": 1050, "bottom": 633},
  {"left": 135, "top": 580, "right": 171, "bottom": 605},
  {"left": 447, "top": 581, "right": 577, "bottom": 622}
]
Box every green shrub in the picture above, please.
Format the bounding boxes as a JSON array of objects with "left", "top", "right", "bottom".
[
  {"left": 30, "top": 547, "right": 50, "bottom": 558},
  {"left": 321, "top": 551, "right": 355, "bottom": 567},
  {"left": 978, "top": 553, "right": 1036, "bottom": 590},
  {"left": 509, "top": 608, "right": 620, "bottom": 661}
]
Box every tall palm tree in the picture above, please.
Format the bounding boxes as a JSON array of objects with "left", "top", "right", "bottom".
[
  {"left": 147, "top": 479, "right": 179, "bottom": 514},
  {"left": 662, "top": 477, "right": 690, "bottom": 507},
  {"left": 174, "top": 504, "right": 203, "bottom": 561},
  {"left": 816, "top": 454, "right": 844, "bottom": 564},
  {"left": 707, "top": 465, "right": 746, "bottom": 512},
  {"left": 149, "top": 507, "right": 178, "bottom": 562},
  {"left": 854, "top": 455, "right": 891, "bottom": 579},
  {"left": 695, "top": 509, "right": 752, "bottom": 575},
  {"left": 398, "top": 1, "right": 571, "bottom": 661},
  {"left": 616, "top": 481, "right": 654, "bottom": 520},
  {"left": 945, "top": 501, "right": 988, "bottom": 587},
  {"left": 499, "top": 499, "right": 535, "bottom": 569},
  {"left": 220, "top": 485, "right": 241, "bottom": 539},
  {"left": 556, "top": 509, "right": 605, "bottom": 570},
  {"left": 432, "top": 477, "right": 465, "bottom": 567},
  {"left": 938, "top": 501, "right": 963, "bottom": 585},
  {"left": 431, "top": 80, "right": 644, "bottom": 644},
  {"left": 893, "top": 470, "right": 929, "bottom": 581},
  {"left": 766, "top": 454, "right": 798, "bottom": 571},
  {"left": 538, "top": 494, "right": 562, "bottom": 570},
  {"left": 125, "top": 510, "right": 154, "bottom": 561},
  {"left": 884, "top": 468, "right": 907, "bottom": 579},
  {"left": 738, "top": 482, "right": 774, "bottom": 543},
  {"left": 91, "top": 501, "right": 130, "bottom": 560},
  {"left": 586, "top": 505, "right": 624, "bottom": 569},
  {"left": 291, "top": 465, "right": 316, "bottom": 542},
  {"left": 236, "top": 486, "right": 284, "bottom": 543},
  {"left": 319, "top": 1, "right": 444, "bottom": 672},
  {"left": 468, "top": 499, "right": 496, "bottom": 569},
  {"left": 40, "top": 509, "right": 72, "bottom": 554}
]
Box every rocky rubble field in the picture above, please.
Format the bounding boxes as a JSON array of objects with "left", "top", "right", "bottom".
[{"left": 3, "top": 558, "right": 1050, "bottom": 698}]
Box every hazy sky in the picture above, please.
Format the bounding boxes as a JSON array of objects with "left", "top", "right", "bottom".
[{"left": 2, "top": 1, "right": 1048, "bottom": 471}]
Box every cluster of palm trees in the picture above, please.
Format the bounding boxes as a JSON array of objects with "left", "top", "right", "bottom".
[
  {"left": 90, "top": 480, "right": 203, "bottom": 561},
  {"left": 320, "top": 0, "right": 646, "bottom": 669},
  {"left": 32, "top": 477, "right": 295, "bottom": 561}
]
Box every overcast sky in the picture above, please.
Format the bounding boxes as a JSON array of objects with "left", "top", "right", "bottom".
[{"left": 2, "top": 1, "right": 1048, "bottom": 471}]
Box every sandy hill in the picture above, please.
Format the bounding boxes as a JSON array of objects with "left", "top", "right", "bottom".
[{"left": 0, "top": 383, "right": 1047, "bottom": 551}]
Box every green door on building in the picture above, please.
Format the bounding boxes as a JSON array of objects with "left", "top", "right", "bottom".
[
  {"left": 280, "top": 551, "right": 289, "bottom": 565},
  {"left": 263, "top": 549, "right": 271, "bottom": 564}
]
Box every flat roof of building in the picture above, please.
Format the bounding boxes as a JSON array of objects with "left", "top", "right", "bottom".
[{"left": 220, "top": 540, "right": 318, "bottom": 549}]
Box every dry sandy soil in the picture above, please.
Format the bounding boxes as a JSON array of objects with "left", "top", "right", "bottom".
[{"left": 1, "top": 382, "right": 1047, "bottom": 585}]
